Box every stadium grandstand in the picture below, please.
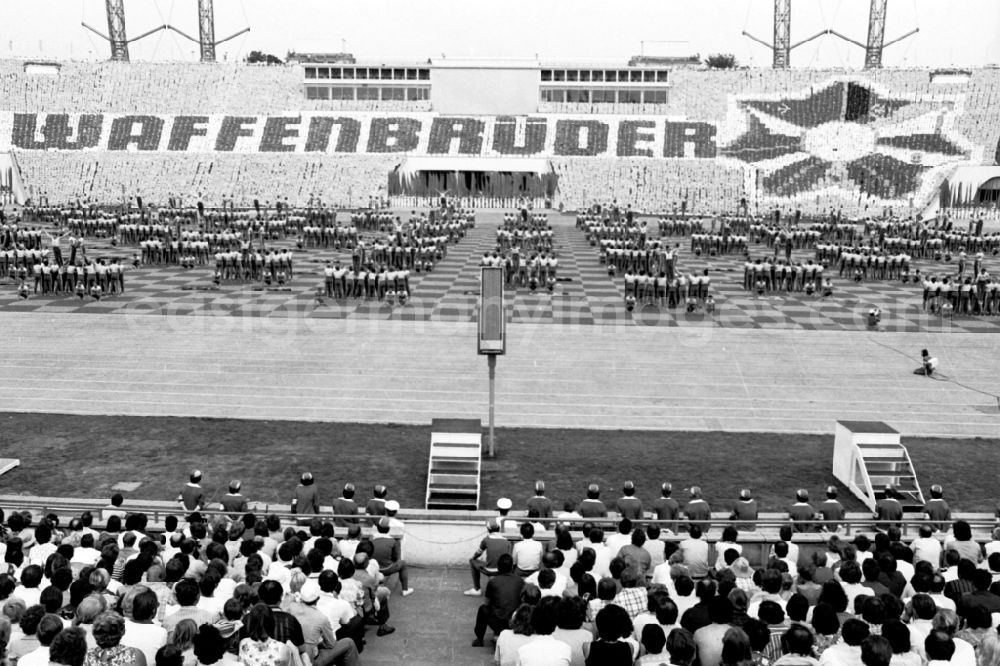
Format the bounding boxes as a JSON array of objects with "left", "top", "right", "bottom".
[{"left": 2, "top": 0, "right": 1000, "bottom": 664}]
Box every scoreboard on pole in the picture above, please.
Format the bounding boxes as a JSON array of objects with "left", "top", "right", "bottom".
[{"left": 478, "top": 266, "right": 505, "bottom": 355}]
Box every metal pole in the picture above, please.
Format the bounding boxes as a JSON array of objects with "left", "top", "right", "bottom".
[{"left": 487, "top": 354, "right": 497, "bottom": 458}]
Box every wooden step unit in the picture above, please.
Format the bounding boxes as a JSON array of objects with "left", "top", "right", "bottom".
[{"left": 426, "top": 418, "right": 482, "bottom": 511}]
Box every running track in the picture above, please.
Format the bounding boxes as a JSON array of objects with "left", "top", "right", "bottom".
[{"left": 1, "top": 310, "right": 998, "bottom": 437}]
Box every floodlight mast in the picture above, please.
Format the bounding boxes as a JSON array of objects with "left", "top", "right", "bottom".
[
  {"left": 105, "top": 0, "right": 129, "bottom": 61},
  {"left": 83, "top": 0, "right": 250, "bottom": 62},
  {"left": 742, "top": 0, "right": 918, "bottom": 70},
  {"left": 198, "top": 0, "right": 216, "bottom": 62}
]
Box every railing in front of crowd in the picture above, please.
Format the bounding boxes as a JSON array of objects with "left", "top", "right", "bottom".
[{"left": 0, "top": 495, "right": 994, "bottom": 541}]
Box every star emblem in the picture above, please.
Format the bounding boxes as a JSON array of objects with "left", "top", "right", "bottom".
[{"left": 722, "top": 81, "right": 971, "bottom": 200}]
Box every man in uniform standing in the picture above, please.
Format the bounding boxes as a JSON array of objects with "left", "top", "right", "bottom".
[
  {"left": 578, "top": 484, "right": 608, "bottom": 518},
  {"left": 366, "top": 485, "right": 389, "bottom": 524},
  {"left": 293, "top": 472, "right": 321, "bottom": 517},
  {"left": 683, "top": 487, "right": 712, "bottom": 533},
  {"left": 526, "top": 481, "right": 552, "bottom": 519},
  {"left": 819, "top": 486, "right": 846, "bottom": 533},
  {"left": 220, "top": 480, "right": 248, "bottom": 521},
  {"left": 616, "top": 481, "right": 643, "bottom": 520},
  {"left": 651, "top": 483, "right": 680, "bottom": 533},
  {"left": 875, "top": 484, "right": 904, "bottom": 531},
  {"left": 923, "top": 485, "right": 952, "bottom": 533},
  {"left": 729, "top": 489, "right": 758, "bottom": 531},
  {"left": 788, "top": 489, "right": 817, "bottom": 533},
  {"left": 332, "top": 484, "right": 360, "bottom": 527},
  {"left": 177, "top": 470, "right": 205, "bottom": 514}
]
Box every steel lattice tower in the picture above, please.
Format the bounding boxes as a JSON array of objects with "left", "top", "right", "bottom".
[
  {"left": 105, "top": 0, "right": 129, "bottom": 61},
  {"left": 198, "top": 0, "right": 217, "bottom": 62},
  {"left": 864, "top": 0, "right": 888, "bottom": 69},
  {"left": 772, "top": 0, "right": 792, "bottom": 68}
]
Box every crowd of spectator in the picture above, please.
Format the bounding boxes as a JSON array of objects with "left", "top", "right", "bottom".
[
  {"left": 12, "top": 152, "right": 400, "bottom": 211},
  {"left": 464, "top": 481, "right": 1000, "bottom": 666},
  {"left": 0, "top": 468, "right": 443, "bottom": 666}
]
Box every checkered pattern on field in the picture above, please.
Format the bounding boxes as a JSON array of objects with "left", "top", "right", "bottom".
[{"left": 3, "top": 211, "right": 1000, "bottom": 333}]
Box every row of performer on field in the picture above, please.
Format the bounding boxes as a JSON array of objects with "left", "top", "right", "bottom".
[
  {"left": 8, "top": 259, "right": 127, "bottom": 296},
  {"left": 496, "top": 215, "right": 555, "bottom": 253},
  {"left": 622, "top": 270, "right": 712, "bottom": 304},
  {"left": 921, "top": 274, "right": 1000, "bottom": 315},
  {"left": 481, "top": 251, "right": 559, "bottom": 287},
  {"left": 320, "top": 264, "right": 414, "bottom": 299},
  {"left": 742, "top": 259, "right": 828, "bottom": 292},
  {"left": 601, "top": 243, "right": 680, "bottom": 278}
]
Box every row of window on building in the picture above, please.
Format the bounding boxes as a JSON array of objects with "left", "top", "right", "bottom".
[
  {"left": 540, "top": 88, "right": 668, "bottom": 104},
  {"left": 304, "top": 85, "right": 431, "bottom": 101},
  {"left": 305, "top": 67, "right": 432, "bottom": 81},
  {"left": 540, "top": 69, "right": 670, "bottom": 83}
]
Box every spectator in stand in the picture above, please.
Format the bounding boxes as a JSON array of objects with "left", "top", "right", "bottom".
[
  {"left": 465, "top": 520, "right": 510, "bottom": 597},
  {"left": 923, "top": 630, "right": 956, "bottom": 666},
  {"left": 606, "top": 520, "right": 633, "bottom": 555},
  {"left": 618, "top": 529, "right": 652, "bottom": 580},
  {"left": 120, "top": 589, "right": 165, "bottom": 666},
  {"left": 693, "top": 596, "right": 735, "bottom": 666},
  {"left": 910, "top": 526, "right": 943, "bottom": 568},
  {"left": 472, "top": 554, "right": 524, "bottom": 648},
  {"left": 50, "top": 626, "right": 89, "bottom": 666},
  {"left": 371, "top": 518, "right": 414, "bottom": 597},
  {"left": 9, "top": 604, "right": 45, "bottom": 662},
  {"left": 85, "top": 611, "right": 145, "bottom": 666},
  {"left": 639, "top": 625, "right": 669, "bottom": 666},
  {"left": 811, "top": 603, "right": 842, "bottom": 655},
  {"left": 678, "top": 525, "right": 710, "bottom": 579},
  {"left": 493, "top": 604, "right": 534, "bottom": 666},
  {"left": 612, "top": 569, "right": 647, "bottom": 620},
  {"left": 517, "top": 598, "right": 571, "bottom": 666},
  {"left": 860, "top": 635, "right": 893, "bottom": 666},
  {"left": 161, "top": 579, "right": 213, "bottom": 639},
  {"left": 286, "top": 581, "right": 358, "bottom": 666},
  {"left": 931, "top": 609, "right": 975, "bottom": 666},
  {"left": 977, "top": 633, "right": 1000, "bottom": 666},
  {"left": 957, "top": 569, "right": 1000, "bottom": 619},
  {"left": 238, "top": 604, "right": 296, "bottom": 666},
  {"left": 512, "top": 523, "right": 544, "bottom": 578},
  {"left": 820, "top": 617, "right": 870, "bottom": 666},
  {"left": 552, "top": 596, "right": 592, "bottom": 666},
  {"left": 775, "top": 623, "right": 819, "bottom": 666},
  {"left": 667, "top": 627, "right": 697, "bottom": 666},
  {"left": 946, "top": 521, "right": 983, "bottom": 564},
  {"left": 17, "top": 612, "right": 61, "bottom": 666},
  {"left": 584, "top": 604, "right": 635, "bottom": 666}
]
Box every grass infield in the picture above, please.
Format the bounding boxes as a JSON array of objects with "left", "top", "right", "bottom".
[{"left": 0, "top": 412, "right": 996, "bottom": 513}]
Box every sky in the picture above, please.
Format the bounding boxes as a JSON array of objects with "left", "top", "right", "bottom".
[{"left": 0, "top": 0, "right": 998, "bottom": 69}]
